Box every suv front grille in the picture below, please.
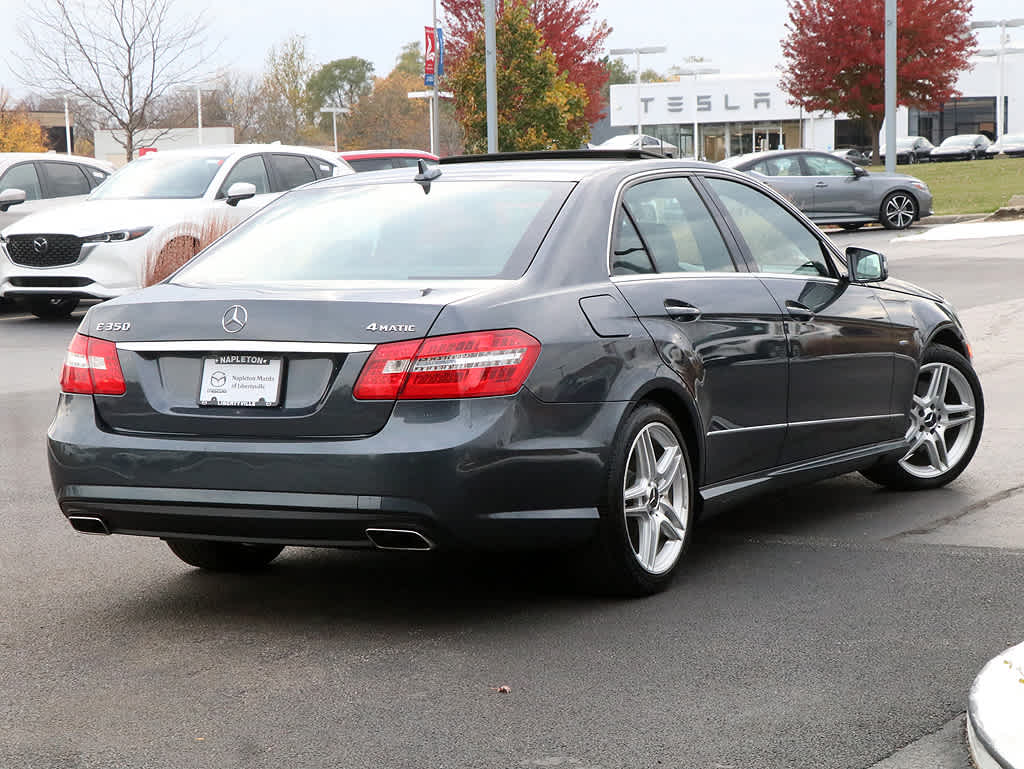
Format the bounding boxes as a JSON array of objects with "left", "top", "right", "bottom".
[{"left": 5, "top": 234, "right": 84, "bottom": 267}]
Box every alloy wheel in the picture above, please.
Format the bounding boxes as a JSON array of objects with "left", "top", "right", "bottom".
[
  {"left": 883, "top": 194, "right": 916, "bottom": 229},
  {"left": 622, "top": 422, "right": 688, "bottom": 574},
  {"left": 899, "top": 362, "right": 978, "bottom": 479}
]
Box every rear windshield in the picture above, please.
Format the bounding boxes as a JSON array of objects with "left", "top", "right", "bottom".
[{"left": 173, "top": 180, "right": 573, "bottom": 284}]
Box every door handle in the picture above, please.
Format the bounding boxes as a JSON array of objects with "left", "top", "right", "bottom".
[
  {"left": 664, "top": 300, "right": 701, "bottom": 321},
  {"left": 785, "top": 300, "right": 815, "bottom": 320},
  {"left": 814, "top": 181, "right": 828, "bottom": 188}
]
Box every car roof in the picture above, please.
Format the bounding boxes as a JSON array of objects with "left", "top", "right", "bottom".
[
  {"left": 339, "top": 149, "right": 438, "bottom": 160},
  {"left": 131, "top": 144, "right": 343, "bottom": 161},
  {"left": 0, "top": 152, "right": 113, "bottom": 170},
  {"left": 304, "top": 154, "right": 728, "bottom": 187}
]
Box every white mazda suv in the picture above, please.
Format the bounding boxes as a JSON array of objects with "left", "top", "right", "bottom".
[{"left": 0, "top": 145, "right": 352, "bottom": 317}]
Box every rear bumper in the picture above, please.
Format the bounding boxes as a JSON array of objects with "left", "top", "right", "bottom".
[{"left": 48, "top": 391, "right": 625, "bottom": 550}]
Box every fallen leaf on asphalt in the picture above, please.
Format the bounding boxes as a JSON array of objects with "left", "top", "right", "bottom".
[{"left": 490, "top": 685, "right": 512, "bottom": 694}]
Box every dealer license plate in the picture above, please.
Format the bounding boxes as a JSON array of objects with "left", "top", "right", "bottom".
[{"left": 199, "top": 355, "right": 283, "bottom": 407}]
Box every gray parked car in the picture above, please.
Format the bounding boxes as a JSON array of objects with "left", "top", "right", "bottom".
[
  {"left": 48, "top": 151, "right": 982, "bottom": 595},
  {"left": 719, "top": 149, "right": 933, "bottom": 230},
  {"left": 0, "top": 153, "right": 114, "bottom": 231}
]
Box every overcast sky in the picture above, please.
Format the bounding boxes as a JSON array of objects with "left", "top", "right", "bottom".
[{"left": 1, "top": 0, "right": 1020, "bottom": 99}]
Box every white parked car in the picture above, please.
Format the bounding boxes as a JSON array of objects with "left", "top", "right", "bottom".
[
  {"left": 592, "top": 133, "right": 681, "bottom": 158},
  {"left": 0, "top": 153, "right": 114, "bottom": 231},
  {"left": 0, "top": 145, "right": 353, "bottom": 317}
]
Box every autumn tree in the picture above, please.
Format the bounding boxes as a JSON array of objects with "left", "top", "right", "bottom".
[
  {"left": 443, "top": 0, "right": 610, "bottom": 125},
  {"left": 780, "top": 0, "right": 976, "bottom": 162},
  {"left": 258, "top": 34, "right": 319, "bottom": 144},
  {"left": 16, "top": 0, "right": 211, "bottom": 162},
  {"left": 0, "top": 90, "right": 47, "bottom": 152},
  {"left": 307, "top": 57, "right": 375, "bottom": 133},
  {"left": 394, "top": 42, "right": 425, "bottom": 77},
  {"left": 447, "top": 3, "right": 588, "bottom": 152},
  {"left": 345, "top": 70, "right": 429, "bottom": 150}
]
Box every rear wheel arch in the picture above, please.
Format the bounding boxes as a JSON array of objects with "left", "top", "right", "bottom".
[{"left": 626, "top": 380, "right": 704, "bottom": 489}]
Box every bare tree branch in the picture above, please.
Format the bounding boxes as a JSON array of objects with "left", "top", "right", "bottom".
[{"left": 15, "top": 0, "right": 214, "bottom": 161}]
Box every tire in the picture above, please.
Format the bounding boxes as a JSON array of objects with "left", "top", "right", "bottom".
[
  {"left": 840, "top": 223, "right": 865, "bottom": 231},
  {"left": 165, "top": 539, "right": 284, "bottom": 571},
  {"left": 880, "top": 191, "right": 917, "bottom": 230},
  {"left": 908, "top": 153, "right": 918, "bottom": 165},
  {"left": 583, "top": 403, "right": 695, "bottom": 596},
  {"left": 29, "top": 296, "right": 80, "bottom": 319},
  {"left": 861, "top": 345, "right": 984, "bottom": 491}
]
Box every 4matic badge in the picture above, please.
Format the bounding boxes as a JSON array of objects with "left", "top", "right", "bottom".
[{"left": 365, "top": 322, "right": 416, "bottom": 333}]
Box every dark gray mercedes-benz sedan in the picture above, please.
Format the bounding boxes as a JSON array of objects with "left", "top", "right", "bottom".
[{"left": 47, "top": 151, "right": 984, "bottom": 595}]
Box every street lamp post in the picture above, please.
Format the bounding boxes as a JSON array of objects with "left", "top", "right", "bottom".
[
  {"left": 609, "top": 45, "right": 667, "bottom": 146},
  {"left": 674, "top": 65, "right": 719, "bottom": 159},
  {"left": 408, "top": 91, "right": 453, "bottom": 154},
  {"left": 971, "top": 19, "right": 1024, "bottom": 140},
  {"left": 320, "top": 107, "right": 350, "bottom": 152}
]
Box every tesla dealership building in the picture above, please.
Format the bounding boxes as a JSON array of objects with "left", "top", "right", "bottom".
[{"left": 609, "top": 56, "right": 1024, "bottom": 161}]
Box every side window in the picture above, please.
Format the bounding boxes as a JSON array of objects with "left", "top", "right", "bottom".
[
  {"left": 803, "top": 155, "right": 854, "bottom": 176},
  {"left": 621, "top": 177, "right": 736, "bottom": 273},
  {"left": 765, "top": 156, "right": 803, "bottom": 176},
  {"left": 0, "top": 163, "right": 43, "bottom": 201},
  {"left": 308, "top": 157, "right": 335, "bottom": 179},
  {"left": 611, "top": 206, "right": 655, "bottom": 275},
  {"left": 706, "top": 177, "right": 832, "bottom": 277},
  {"left": 41, "top": 162, "right": 92, "bottom": 198},
  {"left": 268, "top": 153, "right": 316, "bottom": 191},
  {"left": 219, "top": 155, "right": 270, "bottom": 197},
  {"left": 87, "top": 168, "right": 109, "bottom": 189}
]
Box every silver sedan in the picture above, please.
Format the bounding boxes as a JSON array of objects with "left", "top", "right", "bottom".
[{"left": 719, "top": 149, "right": 933, "bottom": 230}]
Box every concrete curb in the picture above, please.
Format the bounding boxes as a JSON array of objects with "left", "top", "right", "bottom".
[{"left": 967, "top": 641, "right": 1024, "bottom": 769}]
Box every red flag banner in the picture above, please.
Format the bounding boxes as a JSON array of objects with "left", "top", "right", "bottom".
[{"left": 424, "top": 26, "right": 437, "bottom": 76}]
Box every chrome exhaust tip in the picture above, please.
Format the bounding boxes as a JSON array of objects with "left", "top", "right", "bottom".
[
  {"left": 365, "top": 528, "right": 434, "bottom": 551},
  {"left": 68, "top": 515, "right": 111, "bottom": 535}
]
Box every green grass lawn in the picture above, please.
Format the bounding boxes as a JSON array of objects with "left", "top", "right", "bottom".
[{"left": 867, "top": 156, "right": 1024, "bottom": 215}]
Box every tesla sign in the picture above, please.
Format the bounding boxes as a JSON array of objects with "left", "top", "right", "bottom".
[{"left": 610, "top": 77, "right": 802, "bottom": 126}]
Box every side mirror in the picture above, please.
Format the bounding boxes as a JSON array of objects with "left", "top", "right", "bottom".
[
  {"left": 0, "top": 188, "right": 27, "bottom": 213},
  {"left": 846, "top": 246, "right": 888, "bottom": 283},
  {"left": 224, "top": 182, "right": 257, "bottom": 207},
  {"left": 852, "top": 166, "right": 868, "bottom": 178}
]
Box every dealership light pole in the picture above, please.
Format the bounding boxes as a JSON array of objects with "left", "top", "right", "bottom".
[
  {"left": 884, "top": 0, "right": 897, "bottom": 174},
  {"left": 609, "top": 45, "right": 667, "bottom": 143},
  {"left": 971, "top": 18, "right": 1024, "bottom": 140},
  {"left": 675, "top": 65, "right": 720, "bottom": 159},
  {"left": 484, "top": 0, "right": 497, "bottom": 152},
  {"left": 408, "top": 91, "right": 453, "bottom": 152},
  {"left": 63, "top": 97, "right": 72, "bottom": 155}
]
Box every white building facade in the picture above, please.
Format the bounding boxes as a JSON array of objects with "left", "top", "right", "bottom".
[
  {"left": 93, "top": 126, "right": 236, "bottom": 167},
  {"left": 609, "top": 56, "right": 1024, "bottom": 161}
]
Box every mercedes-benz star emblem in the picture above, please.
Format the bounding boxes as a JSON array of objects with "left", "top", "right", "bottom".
[
  {"left": 210, "top": 371, "right": 227, "bottom": 387},
  {"left": 222, "top": 305, "right": 247, "bottom": 333},
  {"left": 32, "top": 237, "right": 49, "bottom": 254}
]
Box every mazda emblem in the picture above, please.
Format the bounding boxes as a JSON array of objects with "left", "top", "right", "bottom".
[
  {"left": 32, "top": 237, "right": 49, "bottom": 254},
  {"left": 222, "top": 305, "right": 247, "bottom": 333}
]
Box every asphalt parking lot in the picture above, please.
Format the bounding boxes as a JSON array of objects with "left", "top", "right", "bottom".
[{"left": 2, "top": 223, "right": 1023, "bottom": 769}]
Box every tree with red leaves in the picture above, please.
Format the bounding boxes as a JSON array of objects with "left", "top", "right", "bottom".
[
  {"left": 780, "top": 0, "right": 976, "bottom": 161},
  {"left": 442, "top": 0, "right": 610, "bottom": 125}
]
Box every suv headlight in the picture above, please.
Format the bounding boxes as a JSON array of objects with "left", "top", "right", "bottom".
[{"left": 83, "top": 227, "right": 152, "bottom": 243}]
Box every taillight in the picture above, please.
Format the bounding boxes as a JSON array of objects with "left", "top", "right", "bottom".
[
  {"left": 353, "top": 330, "right": 540, "bottom": 400},
  {"left": 60, "top": 334, "right": 126, "bottom": 395}
]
